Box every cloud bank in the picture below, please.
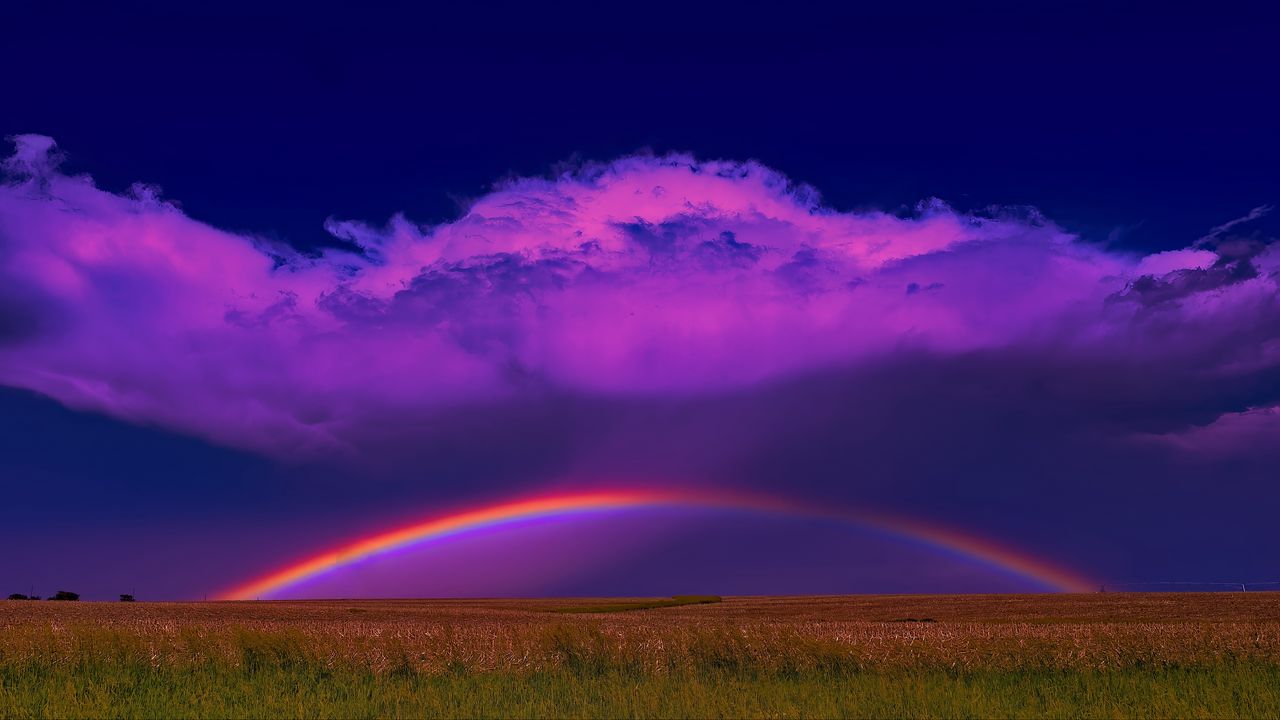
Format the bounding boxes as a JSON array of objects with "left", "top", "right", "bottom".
[{"left": 1, "top": 135, "right": 1277, "bottom": 457}]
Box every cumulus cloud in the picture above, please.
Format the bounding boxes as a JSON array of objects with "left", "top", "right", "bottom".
[
  {"left": 0, "top": 135, "right": 1277, "bottom": 457},
  {"left": 1148, "top": 405, "right": 1280, "bottom": 456}
]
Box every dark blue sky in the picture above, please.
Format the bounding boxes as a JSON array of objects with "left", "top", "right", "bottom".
[
  {"left": 3, "top": 1, "right": 1279, "bottom": 600},
  {"left": 7, "top": 1, "right": 1276, "bottom": 250}
]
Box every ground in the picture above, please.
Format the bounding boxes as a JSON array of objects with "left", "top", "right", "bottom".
[{"left": 2, "top": 593, "right": 1279, "bottom": 718}]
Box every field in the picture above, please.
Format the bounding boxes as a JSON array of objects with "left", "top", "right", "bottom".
[{"left": 3, "top": 593, "right": 1280, "bottom": 718}]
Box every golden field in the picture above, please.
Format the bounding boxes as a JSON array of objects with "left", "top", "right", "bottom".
[
  {"left": 3, "top": 593, "right": 1280, "bottom": 718},
  {"left": 5, "top": 593, "right": 1280, "bottom": 672}
]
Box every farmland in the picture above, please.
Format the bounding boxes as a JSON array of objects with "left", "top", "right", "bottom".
[{"left": 3, "top": 594, "right": 1279, "bottom": 718}]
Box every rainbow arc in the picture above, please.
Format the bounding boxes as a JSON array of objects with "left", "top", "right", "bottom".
[{"left": 218, "top": 489, "right": 1095, "bottom": 600}]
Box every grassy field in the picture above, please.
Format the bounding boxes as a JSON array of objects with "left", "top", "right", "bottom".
[
  {"left": 2, "top": 593, "right": 1279, "bottom": 718},
  {"left": 551, "top": 594, "right": 723, "bottom": 613}
]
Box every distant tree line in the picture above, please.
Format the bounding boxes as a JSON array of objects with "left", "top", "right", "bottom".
[{"left": 6, "top": 591, "right": 138, "bottom": 601}]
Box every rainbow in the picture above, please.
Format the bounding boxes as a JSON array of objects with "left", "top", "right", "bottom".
[{"left": 217, "top": 489, "right": 1095, "bottom": 599}]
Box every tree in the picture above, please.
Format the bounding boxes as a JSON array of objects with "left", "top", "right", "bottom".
[
  {"left": 50, "top": 590, "right": 80, "bottom": 601},
  {"left": 119, "top": 594, "right": 135, "bottom": 602},
  {"left": 7, "top": 593, "right": 29, "bottom": 600}
]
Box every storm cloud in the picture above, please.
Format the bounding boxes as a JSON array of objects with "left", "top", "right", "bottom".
[{"left": 0, "top": 135, "right": 1277, "bottom": 462}]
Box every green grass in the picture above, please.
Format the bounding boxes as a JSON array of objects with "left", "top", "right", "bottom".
[
  {"left": 2, "top": 661, "right": 1278, "bottom": 719},
  {"left": 550, "top": 594, "right": 723, "bottom": 613}
]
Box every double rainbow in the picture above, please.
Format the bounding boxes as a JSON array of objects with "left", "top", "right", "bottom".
[{"left": 218, "top": 489, "right": 1095, "bottom": 600}]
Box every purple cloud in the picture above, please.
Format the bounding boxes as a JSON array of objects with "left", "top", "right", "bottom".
[{"left": 1, "top": 135, "right": 1276, "bottom": 458}]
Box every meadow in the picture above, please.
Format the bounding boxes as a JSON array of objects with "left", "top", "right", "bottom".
[{"left": 2, "top": 593, "right": 1279, "bottom": 718}]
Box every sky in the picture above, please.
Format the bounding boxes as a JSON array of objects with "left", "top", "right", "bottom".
[{"left": 3, "top": 1, "right": 1279, "bottom": 600}]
